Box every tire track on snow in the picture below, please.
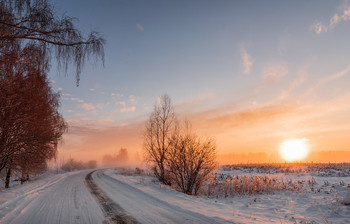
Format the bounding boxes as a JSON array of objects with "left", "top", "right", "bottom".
[{"left": 85, "top": 170, "right": 139, "bottom": 224}]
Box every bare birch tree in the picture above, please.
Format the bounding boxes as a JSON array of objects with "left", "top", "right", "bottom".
[
  {"left": 0, "top": 0, "right": 105, "bottom": 85},
  {"left": 143, "top": 94, "right": 176, "bottom": 185}
]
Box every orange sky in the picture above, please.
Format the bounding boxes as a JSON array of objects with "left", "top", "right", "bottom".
[
  {"left": 57, "top": 88, "right": 350, "bottom": 165},
  {"left": 52, "top": 1, "right": 350, "bottom": 165}
]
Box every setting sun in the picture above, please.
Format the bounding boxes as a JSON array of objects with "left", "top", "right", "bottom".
[{"left": 280, "top": 139, "right": 309, "bottom": 162}]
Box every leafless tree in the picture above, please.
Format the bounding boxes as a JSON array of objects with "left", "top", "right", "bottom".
[
  {"left": 167, "top": 122, "right": 217, "bottom": 195},
  {"left": 0, "top": 0, "right": 105, "bottom": 85},
  {"left": 143, "top": 94, "right": 176, "bottom": 185}
]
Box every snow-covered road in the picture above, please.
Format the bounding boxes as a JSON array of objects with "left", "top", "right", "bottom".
[
  {"left": 2, "top": 168, "right": 349, "bottom": 224},
  {"left": 0, "top": 169, "right": 234, "bottom": 224},
  {"left": 0, "top": 170, "right": 106, "bottom": 224},
  {"left": 92, "top": 170, "right": 233, "bottom": 224}
]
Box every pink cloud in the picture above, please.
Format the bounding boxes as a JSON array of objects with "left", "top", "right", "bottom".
[
  {"left": 136, "top": 23, "right": 144, "bottom": 31},
  {"left": 120, "top": 106, "right": 136, "bottom": 113},
  {"left": 115, "top": 101, "right": 126, "bottom": 107},
  {"left": 80, "top": 103, "right": 95, "bottom": 111},
  {"left": 241, "top": 49, "right": 253, "bottom": 75},
  {"left": 111, "top": 93, "right": 123, "bottom": 97},
  {"left": 312, "top": 22, "right": 327, "bottom": 34}
]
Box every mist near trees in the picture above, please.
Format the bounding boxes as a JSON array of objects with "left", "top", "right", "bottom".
[
  {"left": 102, "top": 148, "right": 129, "bottom": 167},
  {"left": 61, "top": 159, "right": 97, "bottom": 172},
  {"left": 0, "top": 0, "right": 105, "bottom": 188}
]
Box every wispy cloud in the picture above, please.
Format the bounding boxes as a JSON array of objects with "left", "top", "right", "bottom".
[
  {"left": 79, "top": 103, "right": 95, "bottom": 111},
  {"left": 115, "top": 100, "right": 136, "bottom": 113},
  {"left": 320, "top": 66, "right": 350, "bottom": 83},
  {"left": 241, "top": 48, "right": 253, "bottom": 75},
  {"left": 312, "top": 4, "right": 350, "bottom": 34},
  {"left": 175, "top": 92, "right": 217, "bottom": 114},
  {"left": 89, "top": 88, "right": 95, "bottom": 91},
  {"left": 73, "top": 113, "right": 86, "bottom": 117},
  {"left": 277, "top": 66, "right": 308, "bottom": 100},
  {"left": 96, "top": 104, "right": 104, "bottom": 109},
  {"left": 304, "top": 66, "right": 350, "bottom": 96},
  {"left": 330, "top": 5, "right": 350, "bottom": 28},
  {"left": 129, "top": 95, "right": 138, "bottom": 104},
  {"left": 120, "top": 106, "right": 136, "bottom": 113},
  {"left": 58, "top": 87, "right": 63, "bottom": 91},
  {"left": 330, "top": 13, "right": 340, "bottom": 28},
  {"left": 115, "top": 101, "right": 126, "bottom": 107},
  {"left": 342, "top": 5, "right": 350, "bottom": 20},
  {"left": 312, "top": 22, "right": 328, "bottom": 34},
  {"left": 69, "top": 97, "right": 84, "bottom": 103},
  {"left": 262, "top": 65, "right": 288, "bottom": 81},
  {"left": 67, "top": 118, "right": 115, "bottom": 127},
  {"left": 136, "top": 23, "right": 144, "bottom": 31},
  {"left": 201, "top": 104, "right": 298, "bottom": 129},
  {"left": 111, "top": 92, "right": 123, "bottom": 97}
]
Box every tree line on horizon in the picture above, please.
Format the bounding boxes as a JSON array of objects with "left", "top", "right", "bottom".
[
  {"left": 102, "top": 147, "right": 129, "bottom": 166},
  {"left": 0, "top": 0, "right": 104, "bottom": 188}
]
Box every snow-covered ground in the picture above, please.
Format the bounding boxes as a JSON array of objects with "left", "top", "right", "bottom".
[
  {"left": 1, "top": 166, "right": 349, "bottom": 224},
  {"left": 103, "top": 167, "right": 350, "bottom": 224},
  {"left": 0, "top": 170, "right": 106, "bottom": 224}
]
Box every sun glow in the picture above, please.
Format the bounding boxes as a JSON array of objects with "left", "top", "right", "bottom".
[{"left": 279, "top": 138, "right": 309, "bottom": 162}]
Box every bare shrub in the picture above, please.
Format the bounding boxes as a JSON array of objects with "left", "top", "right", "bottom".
[
  {"left": 135, "top": 167, "right": 145, "bottom": 175},
  {"left": 167, "top": 123, "right": 217, "bottom": 195},
  {"left": 143, "top": 95, "right": 218, "bottom": 194}
]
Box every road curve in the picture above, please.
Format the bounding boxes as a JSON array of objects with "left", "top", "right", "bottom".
[
  {"left": 0, "top": 169, "right": 234, "bottom": 224},
  {"left": 92, "top": 170, "right": 233, "bottom": 224}
]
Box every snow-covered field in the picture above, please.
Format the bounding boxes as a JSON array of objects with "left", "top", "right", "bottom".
[
  {"left": 1, "top": 165, "right": 350, "bottom": 224},
  {"left": 108, "top": 164, "right": 350, "bottom": 224}
]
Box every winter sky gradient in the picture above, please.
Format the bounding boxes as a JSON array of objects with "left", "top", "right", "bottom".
[{"left": 49, "top": 0, "right": 350, "bottom": 163}]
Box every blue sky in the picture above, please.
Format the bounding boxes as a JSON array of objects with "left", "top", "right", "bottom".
[{"left": 48, "top": 0, "right": 350, "bottom": 162}]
